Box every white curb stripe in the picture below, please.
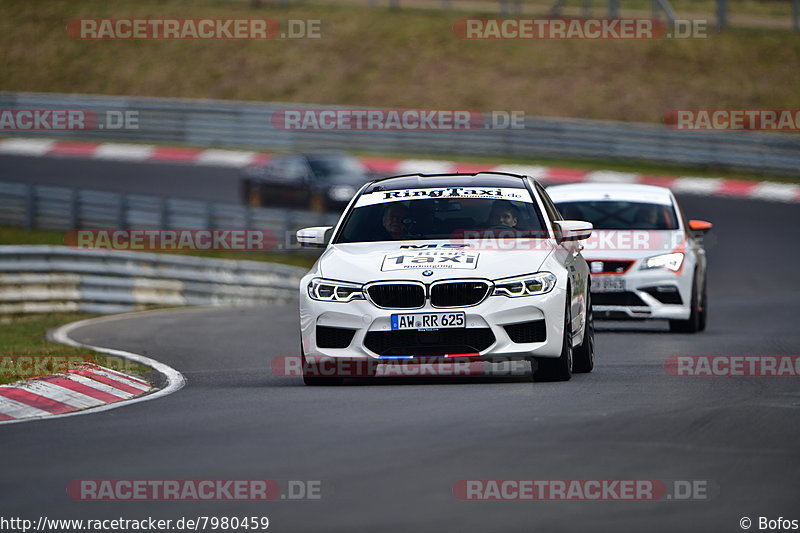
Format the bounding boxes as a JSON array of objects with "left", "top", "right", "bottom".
[
  {"left": 0, "top": 138, "right": 56, "bottom": 156},
  {"left": 749, "top": 182, "right": 800, "bottom": 202},
  {"left": 65, "top": 373, "right": 135, "bottom": 398},
  {"left": 17, "top": 380, "right": 105, "bottom": 409},
  {"left": 0, "top": 395, "right": 52, "bottom": 418},
  {"left": 585, "top": 170, "right": 640, "bottom": 183},
  {"left": 195, "top": 149, "right": 258, "bottom": 167},
  {"left": 670, "top": 177, "right": 725, "bottom": 194},
  {"left": 394, "top": 159, "right": 456, "bottom": 174},
  {"left": 490, "top": 164, "right": 549, "bottom": 177},
  {"left": 94, "top": 143, "right": 155, "bottom": 161}
]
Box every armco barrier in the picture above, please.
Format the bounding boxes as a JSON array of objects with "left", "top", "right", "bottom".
[
  {"left": 0, "top": 180, "right": 339, "bottom": 240},
  {"left": 1, "top": 92, "right": 799, "bottom": 175},
  {"left": 0, "top": 246, "right": 307, "bottom": 314}
]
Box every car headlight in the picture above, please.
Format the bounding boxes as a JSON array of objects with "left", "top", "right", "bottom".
[
  {"left": 492, "top": 272, "right": 557, "bottom": 297},
  {"left": 307, "top": 278, "right": 365, "bottom": 302},
  {"left": 328, "top": 185, "right": 356, "bottom": 202},
  {"left": 640, "top": 252, "right": 684, "bottom": 272}
]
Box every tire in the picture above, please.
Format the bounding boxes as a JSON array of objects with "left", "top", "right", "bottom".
[
  {"left": 572, "top": 290, "right": 594, "bottom": 374},
  {"left": 246, "top": 183, "right": 263, "bottom": 207},
  {"left": 301, "top": 349, "right": 344, "bottom": 386},
  {"left": 532, "top": 295, "right": 573, "bottom": 382},
  {"left": 697, "top": 276, "right": 708, "bottom": 332},
  {"left": 669, "top": 273, "right": 701, "bottom": 333}
]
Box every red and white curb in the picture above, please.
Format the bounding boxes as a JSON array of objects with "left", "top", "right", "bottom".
[
  {"left": 1, "top": 137, "right": 798, "bottom": 203},
  {"left": 0, "top": 363, "right": 152, "bottom": 422},
  {"left": 0, "top": 312, "right": 186, "bottom": 425}
]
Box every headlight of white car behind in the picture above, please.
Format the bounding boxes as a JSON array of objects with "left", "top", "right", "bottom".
[
  {"left": 492, "top": 272, "right": 557, "bottom": 297},
  {"left": 640, "top": 252, "right": 684, "bottom": 272},
  {"left": 308, "top": 278, "right": 365, "bottom": 302}
]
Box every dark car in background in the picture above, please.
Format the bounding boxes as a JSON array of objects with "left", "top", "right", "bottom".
[{"left": 241, "top": 151, "right": 372, "bottom": 212}]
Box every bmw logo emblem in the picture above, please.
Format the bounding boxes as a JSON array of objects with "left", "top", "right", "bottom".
[{"left": 422, "top": 270, "right": 434, "bottom": 277}]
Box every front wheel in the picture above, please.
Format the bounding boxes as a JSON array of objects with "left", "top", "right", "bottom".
[
  {"left": 669, "top": 274, "right": 702, "bottom": 333},
  {"left": 572, "top": 291, "right": 594, "bottom": 373},
  {"left": 532, "top": 296, "right": 573, "bottom": 382}
]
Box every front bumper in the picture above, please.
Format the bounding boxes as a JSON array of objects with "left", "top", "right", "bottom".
[
  {"left": 591, "top": 267, "right": 692, "bottom": 320},
  {"left": 300, "top": 287, "right": 567, "bottom": 361}
]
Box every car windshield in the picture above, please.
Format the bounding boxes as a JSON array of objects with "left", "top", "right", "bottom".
[
  {"left": 555, "top": 200, "right": 679, "bottom": 230},
  {"left": 308, "top": 156, "right": 364, "bottom": 177},
  {"left": 335, "top": 188, "right": 547, "bottom": 243}
]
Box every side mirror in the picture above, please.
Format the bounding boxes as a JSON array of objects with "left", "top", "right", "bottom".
[
  {"left": 554, "top": 220, "right": 593, "bottom": 243},
  {"left": 688, "top": 219, "right": 713, "bottom": 232},
  {"left": 297, "top": 226, "right": 333, "bottom": 248}
]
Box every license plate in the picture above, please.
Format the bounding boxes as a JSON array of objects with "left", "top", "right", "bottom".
[
  {"left": 391, "top": 312, "right": 466, "bottom": 331},
  {"left": 592, "top": 277, "right": 626, "bottom": 293}
]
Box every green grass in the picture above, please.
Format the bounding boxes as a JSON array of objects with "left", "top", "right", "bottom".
[
  {"left": 0, "top": 313, "right": 152, "bottom": 386},
  {"left": 2, "top": 0, "right": 799, "bottom": 124}
]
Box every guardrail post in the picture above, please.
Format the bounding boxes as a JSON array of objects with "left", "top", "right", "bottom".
[
  {"left": 25, "top": 183, "right": 35, "bottom": 230},
  {"left": 69, "top": 188, "right": 78, "bottom": 229},
  {"left": 608, "top": 0, "right": 620, "bottom": 18},
  {"left": 716, "top": 0, "right": 728, "bottom": 30},
  {"left": 119, "top": 193, "right": 127, "bottom": 229},
  {"left": 160, "top": 197, "right": 168, "bottom": 229},
  {"left": 244, "top": 206, "right": 253, "bottom": 230},
  {"left": 205, "top": 202, "right": 214, "bottom": 230}
]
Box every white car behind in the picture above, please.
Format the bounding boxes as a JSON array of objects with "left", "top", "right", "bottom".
[{"left": 547, "top": 183, "right": 712, "bottom": 333}]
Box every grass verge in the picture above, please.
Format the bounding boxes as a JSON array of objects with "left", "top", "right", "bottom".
[
  {"left": 0, "top": 313, "right": 152, "bottom": 386},
  {"left": 2, "top": 0, "right": 799, "bottom": 124}
]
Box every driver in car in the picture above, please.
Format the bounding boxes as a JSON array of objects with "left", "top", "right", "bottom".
[
  {"left": 381, "top": 203, "right": 410, "bottom": 239},
  {"left": 488, "top": 201, "right": 520, "bottom": 228}
]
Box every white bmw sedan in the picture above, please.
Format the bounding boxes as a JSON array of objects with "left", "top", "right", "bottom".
[
  {"left": 547, "top": 183, "right": 712, "bottom": 333},
  {"left": 296, "top": 172, "right": 595, "bottom": 384}
]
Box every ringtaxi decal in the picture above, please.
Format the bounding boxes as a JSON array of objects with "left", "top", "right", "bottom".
[
  {"left": 381, "top": 251, "right": 480, "bottom": 271},
  {"left": 354, "top": 187, "right": 529, "bottom": 208}
]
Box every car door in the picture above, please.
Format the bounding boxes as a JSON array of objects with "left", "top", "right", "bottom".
[{"left": 538, "top": 183, "right": 589, "bottom": 337}]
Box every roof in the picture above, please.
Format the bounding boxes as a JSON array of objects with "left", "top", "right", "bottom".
[
  {"left": 546, "top": 183, "right": 675, "bottom": 206},
  {"left": 364, "top": 172, "right": 530, "bottom": 193}
]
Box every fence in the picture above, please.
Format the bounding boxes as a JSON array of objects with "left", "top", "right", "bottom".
[
  {"left": 1, "top": 92, "right": 799, "bottom": 176},
  {"left": 0, "top": 245, "right": 307, "bottom": 314},
  {"left": 0, "top": 180, "right": 339, "bottom": 242},
  {"left": 0, "top": 179, "right": 330, "bottom": 314}
]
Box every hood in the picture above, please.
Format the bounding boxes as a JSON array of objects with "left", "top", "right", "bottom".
[
  {"left": 317, "top": 241, "right": 554, "bottom": 283},
  {"left": 579, "top": 229, "right": 686, "bottom": 261}
]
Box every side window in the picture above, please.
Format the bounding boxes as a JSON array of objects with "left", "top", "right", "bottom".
[{"left": 536, "top": 183, "right": 563, "bottom": 223}]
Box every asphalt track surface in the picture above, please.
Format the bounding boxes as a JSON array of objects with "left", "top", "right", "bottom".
[{"left": 2, "top": 155, "right": 800, "bottom": 532}]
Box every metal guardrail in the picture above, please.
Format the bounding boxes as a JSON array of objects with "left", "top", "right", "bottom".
[
  {"left": 0, "top": 245, "right": 307, "bottom": 314},
  {"left": 1, "top": 92, "right": 799, "bottom": 175},
  {"left": 0, "top": 180, "right": 339, "bottom": 241}
]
